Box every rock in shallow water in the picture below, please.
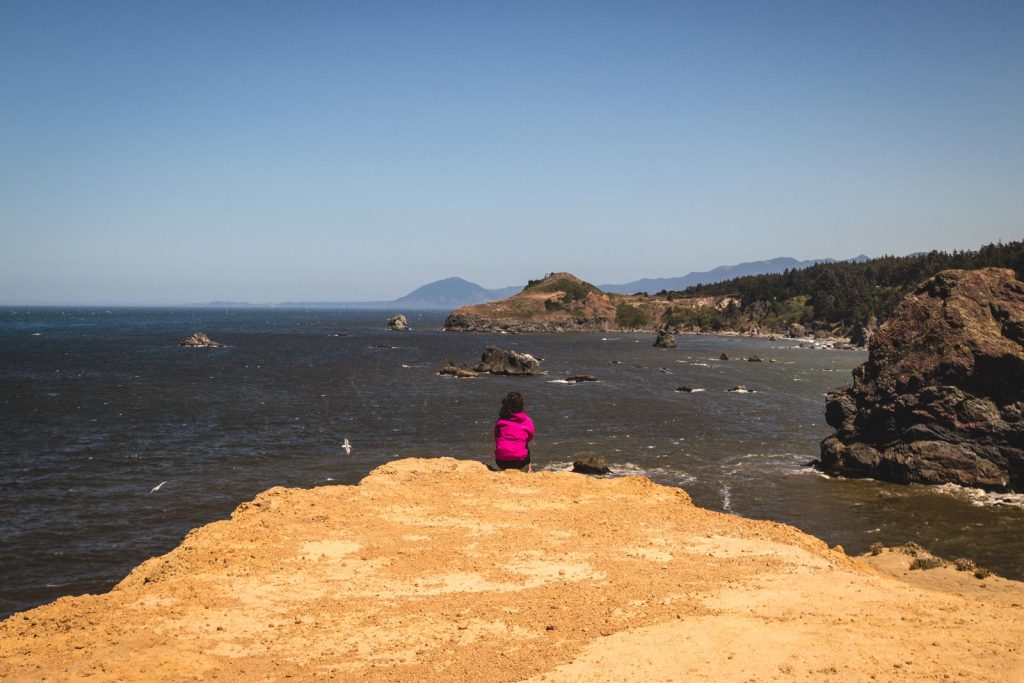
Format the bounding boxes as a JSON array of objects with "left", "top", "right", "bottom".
[
  {"left": 572, "top": 457, "right": 611, "bottom": 475},
  {"left": 439, "top": 361, "right": 480, "bottom": 378},
  {"left": 653, "top": 329, "right": 677, "bottom": 348},
  {"left": 473, "top": 346, "right": 542, "bottom": 375}
]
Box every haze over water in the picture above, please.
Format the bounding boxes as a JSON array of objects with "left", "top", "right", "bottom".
[{"left": 2, "top": 307, "right": 1022, "bottom": 619}]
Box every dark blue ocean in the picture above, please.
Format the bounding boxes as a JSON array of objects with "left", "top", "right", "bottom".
[{"left": 2, "top": 307, "right": 1022, "bottom": 619}]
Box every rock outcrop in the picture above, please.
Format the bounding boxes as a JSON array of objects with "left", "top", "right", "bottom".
[
  {"left": 387, "top": 314, "right": 409, "bottom": 331},
  {"left": 653, "top": 329, "right": 677, "bottom": 348},
  {"left": 818, "top": 268, "right": 1024, "bottom": 491},
  {"left": 572, "top": 457, "right": 611, "bottom": 475},
  {"left": 180, "top": 332, "right": 222, "bottom": 347},
  {"left": 473, "top": 346, "right": 542, "bottom": 376},
  {"left": 848, "top": 317, "right": 878, "bottom": 348}
]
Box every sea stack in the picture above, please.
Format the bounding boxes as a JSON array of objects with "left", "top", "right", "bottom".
[
  {"left": 387, "top": 314, "right": 409, "bottom": 331},
  {"left": 818, "top": 268, "right": 1024, "bottom": 492}
]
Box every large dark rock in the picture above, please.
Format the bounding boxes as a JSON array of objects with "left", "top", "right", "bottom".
[
  {"left": 473, "top": 346, "right": 542, "bottom": 375},
  {"left": 653, "top": 329, "right": 677, "bottom": 348},
  {"left": 818, "top": 268, "right": 1024, "bottom": 491},
  {"left": 572, "top": 457, "right": 611, "bottom": 475},
  {"left": 848, "top": 317, "right": 878, "bottom": 348}
]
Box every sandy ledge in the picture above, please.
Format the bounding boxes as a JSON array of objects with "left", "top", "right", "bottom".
[{"left": 2, "top": 457, "right": 1022, "bottom": 681}]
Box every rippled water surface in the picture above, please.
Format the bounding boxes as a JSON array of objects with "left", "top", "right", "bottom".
[{"left": 2, "top": 307, "right": 1022, "bottom": 618}]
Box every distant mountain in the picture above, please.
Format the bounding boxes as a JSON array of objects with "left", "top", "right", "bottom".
[
  {"left": 275, "top": 277, "right": 519, "bottom": 310},
  {"left": 393, "top": 277, "right": 520, "bottom": 309},
  {"left": 600, "top": 256, "right": 869, "bottom": 294}
]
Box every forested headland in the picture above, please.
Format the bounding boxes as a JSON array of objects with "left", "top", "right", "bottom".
[{"left": 656, "top": 241, "right": 1024, "bottom": 336}]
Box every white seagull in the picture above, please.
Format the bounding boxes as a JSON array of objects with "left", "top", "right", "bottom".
[
  {"left": 150, "top": 481, "right": 167, "bottom": 493},
  {"left": 342, "top": 438, "right": 352, "bottom": 454}
]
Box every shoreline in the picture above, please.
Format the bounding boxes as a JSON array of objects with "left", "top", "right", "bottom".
[
  {"left": 2, "top": 457, "right": 1020, "bottom": 681},
  {"left": 446, "top": 324, "right": 860, "bottom": 349}
]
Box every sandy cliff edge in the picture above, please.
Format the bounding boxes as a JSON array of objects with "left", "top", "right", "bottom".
[{"left": 1, "top": 457, "right": 1022, "bottom": 682}]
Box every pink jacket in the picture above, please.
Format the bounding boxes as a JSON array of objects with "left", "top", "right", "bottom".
[{"left": 494, "top": 412, "right": 534, "bottom": 461}]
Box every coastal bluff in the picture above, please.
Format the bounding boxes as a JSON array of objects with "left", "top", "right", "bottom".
[{"left": 3, "top": 458, "right": 1023, "bottom": 681}]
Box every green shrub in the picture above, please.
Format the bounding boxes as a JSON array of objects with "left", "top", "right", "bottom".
[
  {"left": 615, "top": 303, "right": 651, "bottom": 329},
  {"left": 525, "top": 276, "right": 599, "bottom": 302},
  {"left": 953, "top": 558, "right": 977, "bottom": 572},
  {"left": 909, "top": 556, "right": 945, "bottom": 571}
]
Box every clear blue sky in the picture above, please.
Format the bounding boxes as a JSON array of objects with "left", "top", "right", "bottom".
[{"left": 2, "top": 1, "right": 1021, "bottom": 304}]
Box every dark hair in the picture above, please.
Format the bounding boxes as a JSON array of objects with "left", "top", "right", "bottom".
[{"left": 499, "top": 391, "right": 525, "bottom": 420}]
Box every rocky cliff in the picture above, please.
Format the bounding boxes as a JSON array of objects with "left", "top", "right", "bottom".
[{"left": 819, "top": 268, "right": 1024, "bottom": 491}]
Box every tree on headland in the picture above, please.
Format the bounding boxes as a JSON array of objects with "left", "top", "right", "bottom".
[{"left": 666, "top": 241, "right": 1024, "bottom": 334}]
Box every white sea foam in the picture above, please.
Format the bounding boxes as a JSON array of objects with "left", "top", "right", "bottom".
[
  {"left": 548, "top": 379, "right": 572, "bottom": 384},
  {"left": 544, "top": 460, "right": 696, "bottom": 486},
  {"left": 721, "top": 483, "right": 732, "bottom": 511},
  {"left": 931, "top": 483, "right": 1024, "bottom": 509}
]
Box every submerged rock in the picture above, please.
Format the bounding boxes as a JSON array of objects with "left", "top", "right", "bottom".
[
  {"left": 566, "top": 374, "right": 597, "bottom": 383},
  {"left": 439, "top": 361, "right": 480, "bottom": 378},
  {"left": 720, "top": 353, "right": 730, "bottom": 361},
  {"left": 818, "top": 268, "right": 1024, "bottom": 492},
  {"left": 572, "top": 457, "right": 611, "bottom": 475},
  {"left": 180, "top": 332, "right": 222, "bottom": 348}
]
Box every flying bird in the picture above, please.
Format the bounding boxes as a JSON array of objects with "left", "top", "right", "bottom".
[
  {"left": 150, "top": 481, "right": 167, "bottom": 493},
  {"left": 342, "top": 438, "right": 352, "bottom": 454}
]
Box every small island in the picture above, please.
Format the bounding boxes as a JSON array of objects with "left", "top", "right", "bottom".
[{"left": 179, "top": 332, "right": 222, "bottom": 348}]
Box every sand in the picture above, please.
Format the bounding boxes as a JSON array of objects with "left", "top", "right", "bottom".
[{"left": 1, "top": 457, "right": 1022, "bottom": 681}]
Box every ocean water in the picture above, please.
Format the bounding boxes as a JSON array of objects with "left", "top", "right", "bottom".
[{"left": 1, "top": 307, "right": 1022, "bottom": 619}]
